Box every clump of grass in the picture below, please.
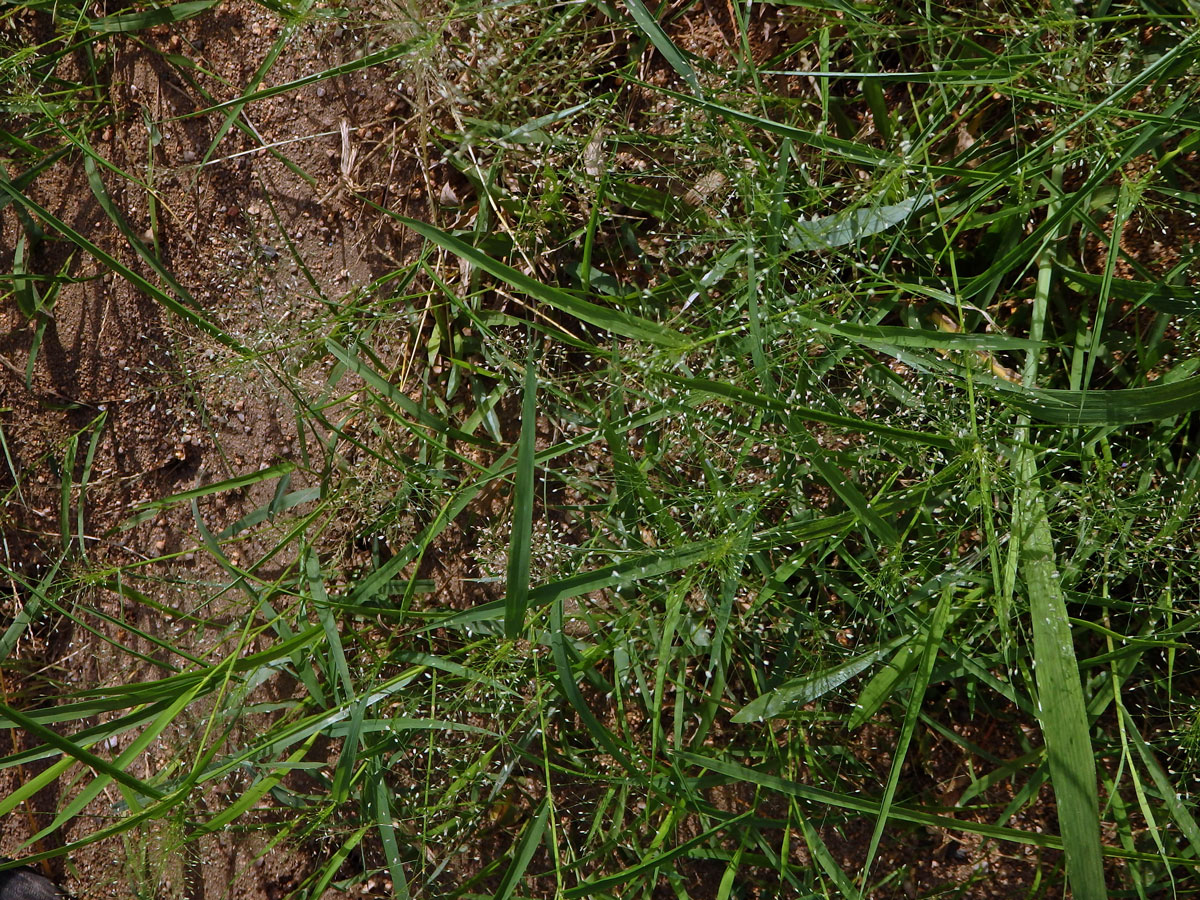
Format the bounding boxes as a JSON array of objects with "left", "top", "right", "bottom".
[{"left": 3, "top": 0, "right": 1200, "bottom": 898}]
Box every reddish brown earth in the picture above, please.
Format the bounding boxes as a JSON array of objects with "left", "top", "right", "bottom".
[{"left": 0, "top": 3, "right": 422, "bottom": 897}]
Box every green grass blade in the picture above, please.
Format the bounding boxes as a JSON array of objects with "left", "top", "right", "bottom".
[
  {"left": 372, "top": 772, "right": 412, "bottom": 900},
  {"left": 0, "top": 181, "right": 249, "bottom": 354},
  {"left": 1019, "top": 471, "right": 1107, "bottom": 899},
  {"left": 678, "top": 752, "right": 1184, "bottom": 864},
  {"left": 197, "top": 738, "right": 317, "bottom": 836},
  {"left": 307, "top": 550, "right": 353, "bottom": 699},
  {"left": 794, "top": 428, "right": 900, "bottom": 546},
  {"left": 1122, "top": 706, "right": 1200, "bottom": 859},
  {"left": 119, "top": 462, "right": 295, "bottom": 529},
  {"left": 384, "top": 211, "right": 688, "bottom": 348},
  {"left": 549, "top": 598, "right": 639, "bottom": 777},
  {"left": 493, "top": 796, "right": 550, "bottom": 900},
  {"left": 301, "top": 826, "right": 368, "bottom": 899},
  {"left": 330, "top": 699, "right": 365, "bottom": 804},
  {"left": 505, "top": 349, "right": 538, "bottom": 638},
  {"left": 88, "top": 0, "right": 218, "bottom": 32},
  {"left": 0, "top": 700, "right": 165, "bottom": 803},
  {"left": 622, "top": 0, "right": 702, "bottom": 96},
  {"left": 860, "top": 583, "right": 956, "bottom": 888},
  {"left": 655, "top": 87, "right": 897, "bottom": 167},
  {"left": 990, "top": 375, "right": 1200, "bottom": 425},
  {"left": 847, "top": 639, "right": 918, "bottom": 730},
  {"left": 563, "top": 810, "right": 753, "bottom": 898},
  {"left": 195, "top": 2, "right": 314, "bottom": 171},
  {"left": 667, "top": 375, "right": 959, "bottom": 450},
  {"left": 796, "top": 810, "right": 862, "bottom": 900},
  {"left": 733, "top": 640, "right": 903, "bottom": 723},
  {"left": 0, "top": 557, "right": 63, "bottom": 662},
  {"left": 84, "top": 156, "right": 196, "bottom": 308},
  {"left": 326, "top": 338, "right": 492, "bottom": 450}
]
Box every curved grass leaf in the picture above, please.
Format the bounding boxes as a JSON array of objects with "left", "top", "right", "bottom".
[
  {"left": 119, "top": 462, "right": 296, "bottom": 530},
  {"left": 733, "top": 640, "right": 903, "bottom": 723},
  {"left": 563, "top": 810, "right": 754, "bottom": 898},
  {"left": 677, "top": 752, "right": 1185, "bottom": 865},
  {"left": 794, "top": 310, "right": 1043, "bottom": 352},
  {"left": 372, "top": 772, "right": 412, "bottom": 900},
  {"left": 493, "top": 796, "right": 549, "bottom": 900},
  {"left": 655, "top": 86, "right": 897, "bottom": 168},
  {"left": 789, "top": 191, "right": 937, "bottom": 251},
  {"left": 861, "top": 584, "right": 956, "bottom": 887},
  {"left": 1059, "top": 267, "right": 1200, "bottom": 316},
  {"left": 0, "top": 701, "right": 164, "bottom": 804},
  {"left": 992, "top": 375, "right": 1200, "bottom": 425},
  {"left": 0, "top": 182, "right": 248, "bottom": 354},
  {"left": 847, "top": 639, "right": 918, "bottom": 730},
  {"left": 665, "top": 374, "right": 960, "bottom": 450},
  {"left": 623, "top": 0, "right": 702, "bottom": 96},
  {"left": 549, "top": 599, "right": 640, "bottom": 777},
  {"left": 1121, "top": 706, "right": 1200, "bottom": 860},
  {"left": 387, "top": 212, "right": 688, "bottom": 348}
]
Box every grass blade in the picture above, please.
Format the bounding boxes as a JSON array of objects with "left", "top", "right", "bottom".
[
  {"left": 860, "top": 583, "right": 956, "bottom": 888},
  {"left": 372, "top": 773, "right": 412, "bottom": 900},
  {"left": 89, "top": 0, "right": 218, "bottom": 32},
  {"left": 505, "top": 348, "right": 538, "bottom": 638},
  {"left": 384, "top": 211, "right": 688, "bottom": 348},
  {"left": 119, "top": 462, "right": 295, "bottom": 530},
  {"left": 733, "top": 641, "right": 902, "bottom": 723},
  {"left": 623, "top": 0, "right": 702, "bottom": 96},
  {"left": 990, "top": 375, "right": 1200, "bottom": 425},
  {"left": 1019, "top": 470, "right": 1107, "bottom": 899},
  {"left": 563, "top": 810, "right": 753, "bottom": 897},
  {"left": 0, "top": 181, "right": 248, "bottom": 354},
  {"left": 493, "top": 796, "right": 549, "bottom": 900}
]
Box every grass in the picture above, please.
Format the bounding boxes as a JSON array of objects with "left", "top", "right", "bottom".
[{"left": 2, "top": 0, "right": 1200, "bottom": 898}]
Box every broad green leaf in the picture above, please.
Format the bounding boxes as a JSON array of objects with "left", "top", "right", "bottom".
[
  {"left": 847, "top": 639, "right": 918, "bottom": 730},
  {"left": 732, "top": 640, "right": 903, "bottom": 723},
  {"left": 789, "top": 192, "right": 936, "bottom": 250}
]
